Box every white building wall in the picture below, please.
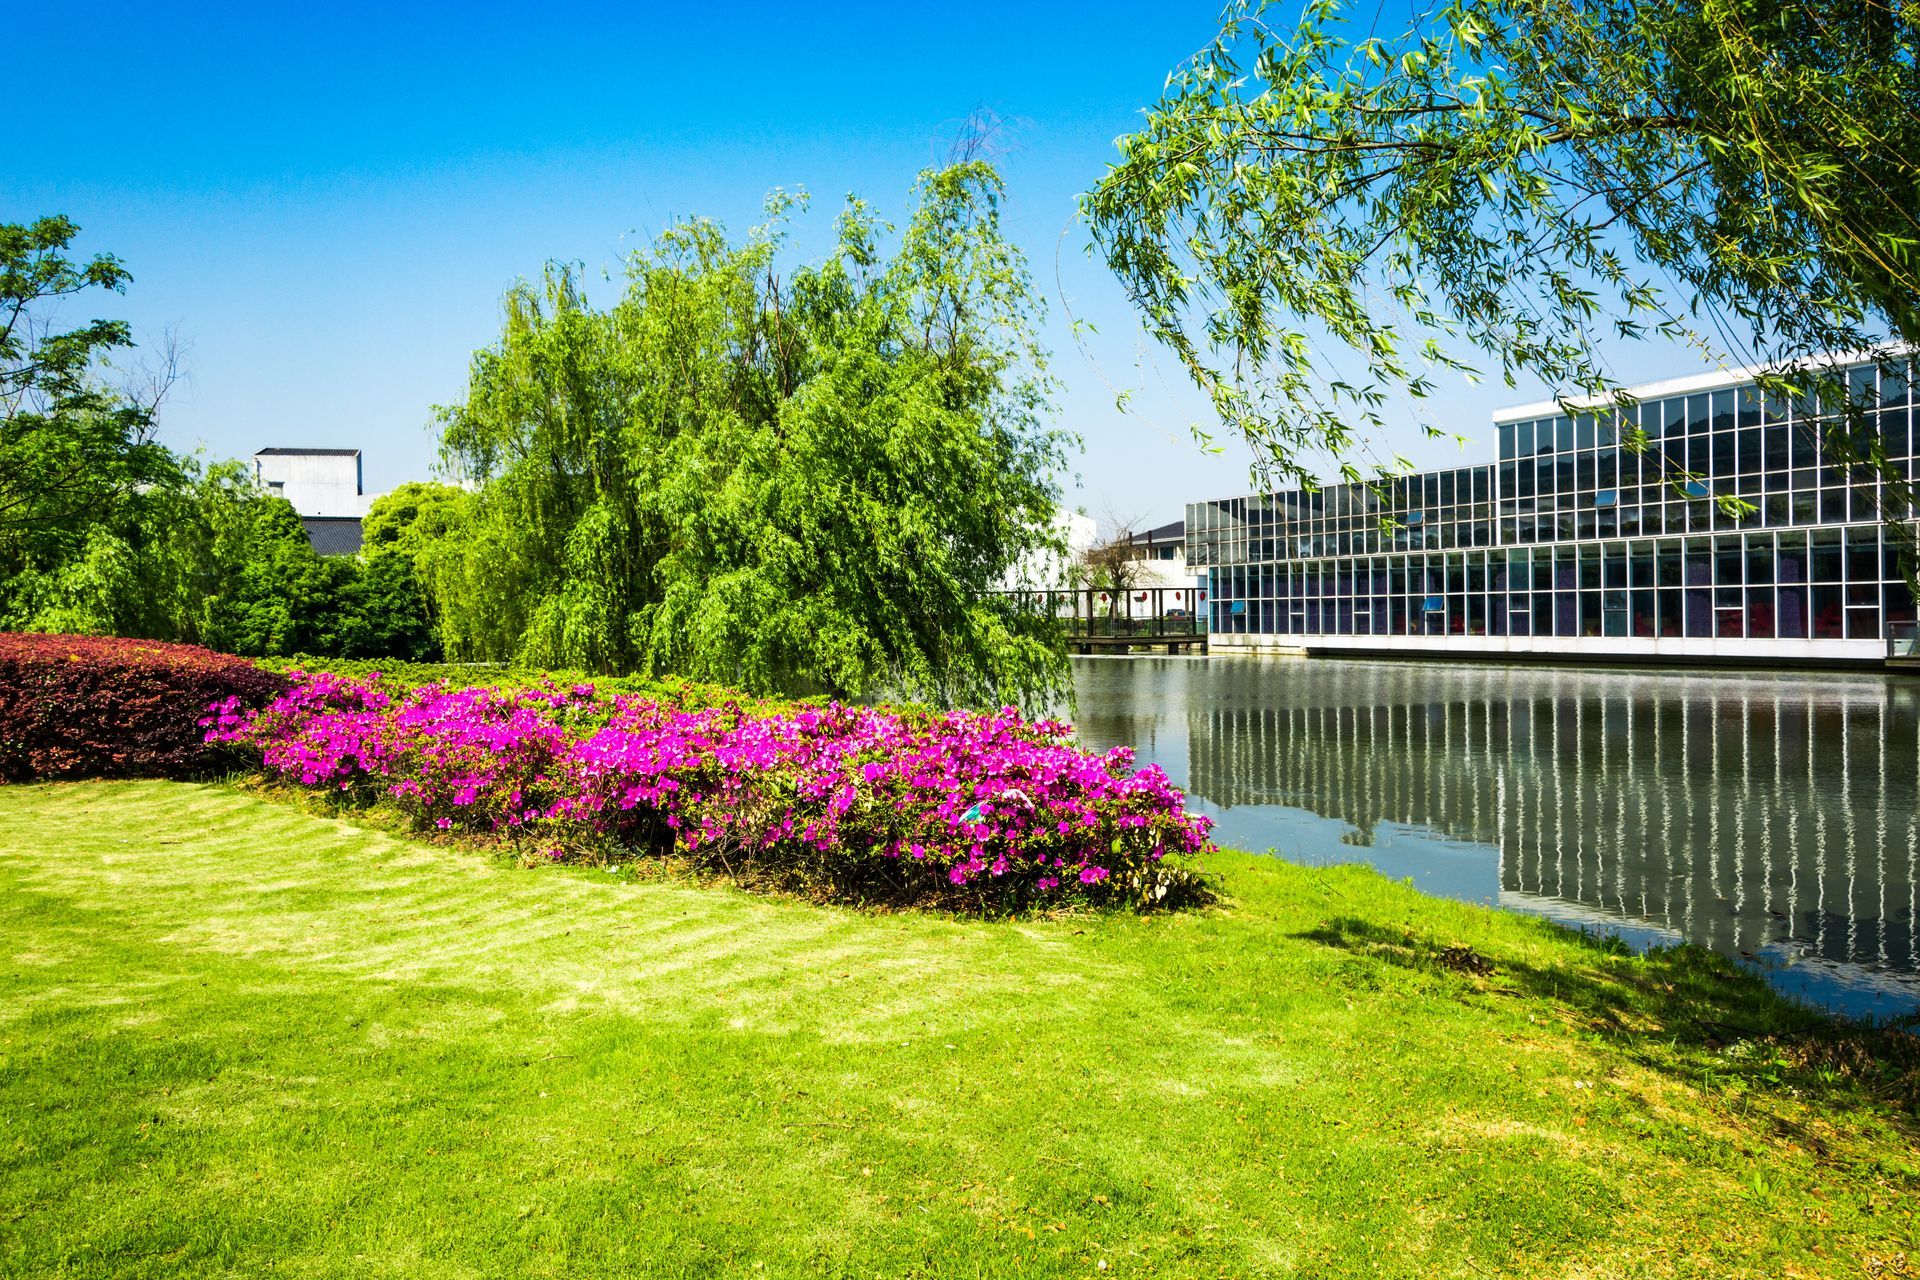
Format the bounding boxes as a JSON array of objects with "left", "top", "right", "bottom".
[
  {"left": 1003, "top": 508, "right": 1097, "bottom": 590},
  {"left": 252, "top": 451, "right": 370, "bottom": 518}
]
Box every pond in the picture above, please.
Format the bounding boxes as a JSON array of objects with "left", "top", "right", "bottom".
[{"left": 1071, "top": 654, "right": 1920, "bottom": 1021}]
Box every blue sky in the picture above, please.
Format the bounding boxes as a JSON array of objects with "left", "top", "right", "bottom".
[{"left": 15, "top": 0, "right": 1713, "bottom": 527}]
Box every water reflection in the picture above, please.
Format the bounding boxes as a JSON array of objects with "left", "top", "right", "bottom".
[{"left": 1071, "top": 655, "right": 1920, "bottom": 1020}]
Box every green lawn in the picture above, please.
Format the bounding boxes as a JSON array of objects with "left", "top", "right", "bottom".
[{"left": 2, "top": 782, "right": 1914, "bottom": 1278}]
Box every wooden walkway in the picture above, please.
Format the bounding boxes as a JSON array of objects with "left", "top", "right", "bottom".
[
  {"left": 1066, "top": 631, "right": 1208, "bottom": 655},
  {"left": 994, "top": 587, "right": 1210, "bottom": 657}
]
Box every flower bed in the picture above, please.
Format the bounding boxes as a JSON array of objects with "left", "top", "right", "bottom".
[
  {"left": 0, "top": 633, "right": 289, "bottom": 781},
  {"left": 206, "top": 671, "right": 1214, "bottom": 910}
]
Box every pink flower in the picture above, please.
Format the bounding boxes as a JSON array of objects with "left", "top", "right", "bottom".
[{"left": 209, "top": 670, "right": 1211, "bottom": 910}]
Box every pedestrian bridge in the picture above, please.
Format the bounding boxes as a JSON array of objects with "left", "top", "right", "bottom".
[{"left": 998, "top": 587, "right": 1209, "bottom": 655}]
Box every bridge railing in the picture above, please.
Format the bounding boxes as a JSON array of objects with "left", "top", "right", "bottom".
[{"left": 990, "top": 587, "right": 1207, "bottom": 639}]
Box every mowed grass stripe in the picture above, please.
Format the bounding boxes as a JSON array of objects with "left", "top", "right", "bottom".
[
  {"left": 1, "top": 780, "right": 1914, "bottom": 1279},
  {"left": 11, "top": 786, "right": 887, "bottom": 1008},
  {"left": 7, "top": 783, "right": 1134, "bottom": 1040}
]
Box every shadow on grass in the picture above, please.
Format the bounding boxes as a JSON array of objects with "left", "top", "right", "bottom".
[{"left": 1297, "top": 915, "right": 1920, "bottom": 1132}]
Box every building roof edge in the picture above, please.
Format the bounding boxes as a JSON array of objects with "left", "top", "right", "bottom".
[{"left": 1489, "top": 346, "right": 1915, "bottom": 425}]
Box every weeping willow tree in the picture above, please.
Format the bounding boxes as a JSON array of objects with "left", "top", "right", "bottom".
[
  {"left": 427, "top": 163, "right": 1073, "bottom": 710},
  {"left": 1086, "top": 0, "right": 1920, "bottom": 576}
]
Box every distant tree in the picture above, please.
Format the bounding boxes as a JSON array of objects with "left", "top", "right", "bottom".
[
  {"left": 361, "top": 482, "right": 470, "bottom": 563},
  {"left": 0, "top": 216, "right": 177, "bottom": 582},
  {"left": 1, "top": 525, "right": 145, "bottom": 637},
  {"left": 0, "top": 217, "right": 446, "bottom": 658},
  {"left": 197, "top": 494, "right": 339, "bottom": 657},
  {"left": 330, "top": 555, "right": 437, "bottom": 661},
  {"left": 332, "top": 483, "right": 470, "bottom": 661},
  {"left": 0, "top": 449, "right": 335, "bottom": 656},
  {"left": 1086, "top": 0, "right": 1919, "bottom": 571},
  {"left": 1077, "top": 515, "right": 1150, "bottom": 626},
  {"left": 434, "top": 163, "right": 1074, "bottom": 710}
]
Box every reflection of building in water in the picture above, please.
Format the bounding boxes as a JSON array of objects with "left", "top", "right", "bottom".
[{"left": 1186, "top": 664, "right": 1920, "bottom": 971}]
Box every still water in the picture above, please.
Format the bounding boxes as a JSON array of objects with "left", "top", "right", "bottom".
[{"left": 1072, "top": 655, "right": 1920, "bottom": 1021}]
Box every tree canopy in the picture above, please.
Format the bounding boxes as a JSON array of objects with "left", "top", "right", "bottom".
[
  {"left": 338, "top": 483, "right": 468, "bottom": 662},
  {"left": 430, "top": 163, "right": 1073, "bottom": 709},
  {"left": 1086, "top": 0, "right": 1920, "bottom": 525},
  {"left": 1, "top": 216, "right": 175, "bottom": 579},
  {"left": 1, "top": 217, "right": 440, "bottom": 658}
]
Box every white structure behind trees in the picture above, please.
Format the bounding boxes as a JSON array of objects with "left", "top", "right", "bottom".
[
  {"left": 1116, "top": 519, "right": 1197, "bottom": 592},
  {"left": 1002, "top": 507, "right": 1097, "bottom": 590},
  {"left": 252, "top": 448, "right": 370, "bottom": 518}
]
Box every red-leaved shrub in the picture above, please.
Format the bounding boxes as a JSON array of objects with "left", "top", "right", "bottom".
[{"left": 0, "top": 633, "right": 288, "bottom": 781}]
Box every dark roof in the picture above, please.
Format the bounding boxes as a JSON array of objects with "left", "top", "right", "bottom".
[
  {"left": 1127, "top": 519, "right": 1186, "bottom": 546},
  {"left": 256, "top": 447, "right": 361, "bottom": 457},
  {"left": 302, "top": 516, "right": 364, "bottom": 556}
]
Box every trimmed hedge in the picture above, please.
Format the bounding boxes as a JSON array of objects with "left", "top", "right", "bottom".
[
  {"left": 0, "top": 633, "right": 288, "bottom": 781},
  {"left": 254, "top": 655, "right": 801, "bottom": 716}
]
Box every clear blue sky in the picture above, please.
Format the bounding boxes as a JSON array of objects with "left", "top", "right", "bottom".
[{"left": 15, "top": 0, "right": 1711, "bottom": 528}]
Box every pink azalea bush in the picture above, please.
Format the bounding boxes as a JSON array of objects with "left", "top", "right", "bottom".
[{"left": 204, "top": 671, "right": 1214, "bottom": 910}]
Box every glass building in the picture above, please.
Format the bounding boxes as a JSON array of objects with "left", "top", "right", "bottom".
[{"left": 1188, "top": 357, "right": 1919, "bottom": 663}]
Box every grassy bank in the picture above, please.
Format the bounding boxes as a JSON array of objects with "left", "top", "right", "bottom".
[{"left": 2, "top": 782, "right": 1915, "bottom": 1278}]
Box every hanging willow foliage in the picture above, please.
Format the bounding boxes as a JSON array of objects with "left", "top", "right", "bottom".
[
  {"left": 424, "top": 163, "right": 1074, "bottom": 712},
  {"left": 1086, "top": 0, "right": 1920, "bottom": 581}
]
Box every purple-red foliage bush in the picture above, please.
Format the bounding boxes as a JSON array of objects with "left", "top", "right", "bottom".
[
  {"left": 207, "top": 671, "right": 1215, "bottom": 910},
  {"left": 0, "top": 633, "right": 289, "bottom": 781}
]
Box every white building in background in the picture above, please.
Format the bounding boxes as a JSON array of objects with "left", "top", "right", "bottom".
[
  {"left": 253, "top": 447, "right": 374, "bottom": 556},
  {"left": 1118, "top": 519, "right": 1198, "bottom": 591},
  {"left": 1003, "top": 507, "right": 1098, "bottom": 590},
  {"left": 1100, "top": 518, "right": 1207, "bottom": 618},
  {"left": 1060, "top": 508, "right": 1098, "bottom": 569},
  {"left": 252, "top": 448, "right": 371, "bottom": 518}
]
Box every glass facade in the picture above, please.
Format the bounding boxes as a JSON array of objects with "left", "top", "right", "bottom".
[{"left": 1190, "top": 359, "right": 1919, "bottom": 648}]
